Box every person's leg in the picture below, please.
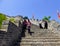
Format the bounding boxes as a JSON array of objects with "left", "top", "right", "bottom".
[
  {"left": 46, "top": 22, "right": 48, "bottom": 29},
  {"left": 39, "top": 24, "right": 43, "bottom": 29},
  {"left": 21, "top": 26, "right": 26, "bottom": 37},
  {"left": 47, "top": 23, "right": 48, "bottom": 29},
  {"left": 45, "top": 22, "right": 48, "bottom": 29},
  {"left": 21, "top": 29, "right": 25, "bottom": 37},
  {"left": 28, "top": 29, "right": 32, "bottom": 35},
  {"left": 44, "top": 22, "right": 46, "bottom": 29},
  {"left": 28, "top": 28, "right": 30, "bottom": 33},
  {"left": 28, "top": 26, "right": 32, "bottom": 35},
  {"left": 45, "top": 22, "right": 47, "bottom": 29}
]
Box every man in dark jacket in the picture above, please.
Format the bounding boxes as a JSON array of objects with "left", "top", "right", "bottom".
[
  {"left": 44, "top": 20, "right": 48, "bottom": 29},
  {"left": 21, "top": 19, "right": 27, "bottom": 37}
]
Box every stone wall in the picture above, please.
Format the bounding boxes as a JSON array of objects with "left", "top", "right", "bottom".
[
  {"left": 48, "top": 20, "right": 60, "bottom": 30},
  {"left": 30, "top": 20, "right": 39, "bottom": 26},
  {"left": 0, "top": 21, "right": 22, "bottom": 46},
  {"left": 30, "top": 20, "right": 60, "bottom": 31}
]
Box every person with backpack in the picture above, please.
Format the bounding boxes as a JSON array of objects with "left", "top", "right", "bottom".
[
  {"left": 21, "top": 17, "right": 32, "bottom": 37},
  {"left": 21, "top": 19, "right": 27, "bottom": 37},
  {"left": 44, "top": 20, "right": 48, "bottom": 29},
  {"left": 26, "top": 19, "right": 32, "bottom": 35}
]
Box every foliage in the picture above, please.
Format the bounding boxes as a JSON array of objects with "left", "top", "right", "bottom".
[
  {"left": 0, "top": 13, "right": 7, "bottom": 28},
  {"left": 48, "top": 16, "right": 51, "bottom": 19},
  {"left": 42, "top": 16, "right": 51, "bottom": 22},
  {"left": 9, "top": 18, "right": 15, "bottom": 23}
]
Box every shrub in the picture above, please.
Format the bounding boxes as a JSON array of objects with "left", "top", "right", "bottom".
[
  {"left": 42, "top": 16, "right": 51, "bottom": 22},
  {"left": 0, "top": 13, "right": 7, "bottom": 28},
  {"left": 9, "top": 18, "right": 15, "bottom": 23}
]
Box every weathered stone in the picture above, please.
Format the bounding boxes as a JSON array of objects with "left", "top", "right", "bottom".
[
  {"left": 2, "top": 20, "right": 9, "bottom": 25},
  {"left": 57, "top": 25, "right": 60, "bottom": 31},
  {"left": 0, "top": 21, "right": 22, "bottom": 46},
  {"left": 20, "top": 23, "right": 60, "bottom": 46},
  {"left": 48, "top": 20, "right": 60, "bottom": 30}
]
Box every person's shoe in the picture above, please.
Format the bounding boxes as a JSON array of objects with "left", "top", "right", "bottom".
[
  {"left": 29, "top": 32, "right": 34, "bottom": 36},
  {"left": 30, "top": 32, "right": 34, "bottom": 36},
  {"left": 30, "top": 33, "right": 32, "bottom": 35}
]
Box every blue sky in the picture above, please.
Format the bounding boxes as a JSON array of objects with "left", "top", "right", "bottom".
[{"left": 0, "top": 0, "right": 60, "bottom": 22}]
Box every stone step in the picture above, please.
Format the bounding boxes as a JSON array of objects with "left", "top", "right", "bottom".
[
  {"left": 20, "top": 44, "right": 60, "bottom": 46},
  {"left": 31, "top": 29, "right": 54, "bottom": 31},
  {"left": 1, "top": 25, "right": 8, "bottom": 29},
  {"left": 31, "top": 29, "right": 53, "bottom": 32},
  {"left": 26, "top": 33, "right": 59, "bottom": 37},
  {"left": 21, "top": 44, "right": 60, "bottom": 46},
  {"left": 20, "top": 42, "right": 60, "bottom": 45},
  {"left": 22, "top": 38, "right": 60, "bottom": 42},
  {"left": 30, "top": 30, "right": 54, "bottom": 33},
  {"left": 20, "top": 45, "right": 31, "bottom": 46},
  {"left": 25, "top": 30, "right": 59, "bottom": 38},
  {"left": 29, "top": 31, "right": 57, "bottom": 34},
  {"left": 25, "top": 36, "right": 59, "bottom": 38},
  {"left": 22, "top": 36, "right": 60, "bottom": 39},
  {"left": 32, "top": 32, "right": 55, "bottom": 34},
  {"left": 20, "top": 25, "right": 60, "bottom": 46},
  {"left": 0, "top": 29, "right": 7, "bottom": 32},
  {"left": 32, "top": 32, "right": 57, "bottom": 34},
  {"left": 24, "top": 33, "right": 59, "bottom": 37},
  {"left": 26, "top": 29, "right": 58, "bottom": 33}
]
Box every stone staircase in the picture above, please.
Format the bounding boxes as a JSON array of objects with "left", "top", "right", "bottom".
[{"left": 20, "top": 24, "right": 60, "bottom": 46}]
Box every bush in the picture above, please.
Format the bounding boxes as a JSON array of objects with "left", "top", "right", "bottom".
[
  {"left": 42, "top": 16, "right": 51, "bottom": 22},
  {"left": 9, "top": 18, "right": 15, "bottom": 23},
  {"left": 0, "top": 13, "right": 7, "bottom": 28}
]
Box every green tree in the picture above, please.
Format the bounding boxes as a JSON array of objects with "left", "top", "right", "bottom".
[
  {"left": 0, "top": 13, "right": 7, "bottom": 28},
  {"left": 42, "top": 16, "right": 51, "bottom": 22},
  {"left": 9, "top": 18, "right": 15, "bottom": 23}
]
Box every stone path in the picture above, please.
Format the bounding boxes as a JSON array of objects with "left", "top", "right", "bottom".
[{"left": 20, "top": 24, "right": 60, "bottom": 46}]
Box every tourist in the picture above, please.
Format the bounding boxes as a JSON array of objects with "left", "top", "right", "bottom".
[
  {"left": 26, "top": 19, "right": 32, "bottom": 35},
  {"left": 44, "top": 20, "right": 48, "bottom": 29},
  {"left": 21, "top": 18, "right": 32, "bottom": 37},
  {"left": 21, "top": 19, "right": 27, "bottom": 37},
  {"left": 39, "top": 20, "right": 44, "bottom": 29}
]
